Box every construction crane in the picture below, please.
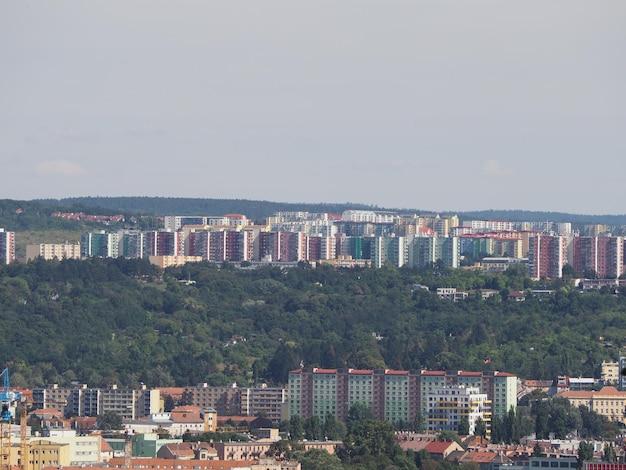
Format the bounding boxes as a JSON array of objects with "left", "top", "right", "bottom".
[{"left": 0, "top": 367, "right": 21, "bottom": 470}]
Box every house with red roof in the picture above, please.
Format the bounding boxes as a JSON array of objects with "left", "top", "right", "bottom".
[{"left": 424, "top": 440, "right": 465, "bottom": 460}]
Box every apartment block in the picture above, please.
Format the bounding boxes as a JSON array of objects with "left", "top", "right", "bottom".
[
  {"left": 80, "top": 231, "right": 119, "bottom": 258},
  {"left": 371, "top": 236, "right": 408, "bottom": 268},
  {"left": 0, "top": 228, "right": 16, "bottom": 264},
  {"left": 528, "top": 234, "right": 565, "bottom": 280},
  {"left": 143, "top": 230, "right": 183, "bottom": 257},
  {"left": 240, "top": 386, "right": 287, "bottom": 423},
  {"left": 32, "top": 385, "right": 161, "bottom": 419},
  {"left": 182, "top": 384, "right": 286, "bottom": 422},
  {"left": 572, "top": 236, "right": 624, "bottom": 279},
  {"left": 426, "top": 385, "right": 491, "bottom": 435},
  {"left": 288, "top": 368, "right": 516, "bottom": 424},
  {"left": 25, "top": 243, "right": 81, "bottom": 261}
]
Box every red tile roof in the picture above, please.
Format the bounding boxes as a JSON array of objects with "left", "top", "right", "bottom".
[
  {"left": 426, "top": 441, "right": 461, "bottom": 454},
  {"left": 106, "top": 458, "right": 255, "bottom": 469}
]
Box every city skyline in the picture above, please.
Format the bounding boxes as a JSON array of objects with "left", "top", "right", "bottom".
[{"left": 1, "top": 1, "right": 624, "bottom": 215}]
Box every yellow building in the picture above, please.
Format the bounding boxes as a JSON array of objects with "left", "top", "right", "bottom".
[
  {"left": 27, "top": 439, "right": 70, "bottom": 470},
  {"left": 601, "top": 361, "right": 620, "bottom": 385},
  {"left": 558, "top": 386, "right": 626, "bottom": 424}
]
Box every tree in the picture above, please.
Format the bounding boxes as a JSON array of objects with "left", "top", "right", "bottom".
[
  {"left": 163, "top": 394, "right": 176, "bottom": 412},
  {"left": 289, "top": 415, "right": 304, "bottom": 441},
  {"left": 343, "top": 419, "right": 405, "bottom": 468},
  {"left": 97, "top": 411, "right": 123, "bottom": 431},
  {"left": 602, "top": 443, "right": 616, "bottom": 463},
  {"left": 323, "top": 412, "right": 346, "bottom": 440},
  {"left": 346, "top": 403, "right": 374, "bottom": 430},
  {"left": 577, "top": 441, "right": 595, "bottom": 469},
  {"left": 303, "top": 416, "right": 323, "bottom": 441},
  {"left": 266, "top": 439, "right": 291, "bottom": 460},
  {"left": 266, "top": 343, "right": 299, "bottom": 385},
  {"left": 415, "top": 448, "right": 431, "bottom": 468},
  {"left": 474, "top": 417, "right": 487, "bottom": 438},
  {"left": 458, "top": 416, "right": 470, "bottom": 435},
  {"left": 411, "top": 411, "right": 425, "bottom": 433},
  {"left": 299, "top": 448, "right": 343, "bottom": 470}
]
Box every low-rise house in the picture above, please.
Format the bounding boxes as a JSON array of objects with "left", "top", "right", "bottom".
[
  {"left": 424, "top": 440, "right": 465, "bottom": 460},
  {"left": 437, "top": 287, "right": 468, "bottom": 302},
  {"left": 157, "top": 442, "right": 218, "bottom": 460},
  {"left": 457, "top": 450, "right": 514, "bottom": 470},
  {"left": 508, "top": 291, "right": 526, "bottom": 302},
  {"left": 303, "top": 440, "right": 343, "bottom": 455},
  {"left": 213, "top": 441, "right": 273, "bottom": 461}
]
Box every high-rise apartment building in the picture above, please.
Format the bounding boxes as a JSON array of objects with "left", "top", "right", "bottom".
[
  {"left": 81, "top": 231, "right": 119, "bottom": 258},
  {"left": 528, "top": 234, "right": 565, "bottom": 280},
  {"left": 572, "top": 236, "right": 624, "bottom": 279},
  {"left": 0, "top": 228, "right": 16, "bottom": 264}
]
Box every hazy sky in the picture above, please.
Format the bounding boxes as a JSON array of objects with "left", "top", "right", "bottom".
[{"left": 1, "top": 1, "right": 624, "bottom": 214}]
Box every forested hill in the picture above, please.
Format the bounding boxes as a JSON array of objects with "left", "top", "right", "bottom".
[
  {"left": 1, "top": 198, "right": 626, "bottom": 231},
  {"left": 36, "top": 197, "right": 626, "bottom": 225},
  {"left": 37, "top": 197, "right": 382, "bottom": 222},
  {"left": 1, "top": 257, "right": 623, "bottom": 389}
]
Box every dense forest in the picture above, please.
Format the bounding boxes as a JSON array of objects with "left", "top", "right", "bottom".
[{"left": 1, "top": 257, "right": 624, "bottom": 389}]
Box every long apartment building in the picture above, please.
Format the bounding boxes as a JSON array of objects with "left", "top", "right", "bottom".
[
  {"left": 182, "top": 384, "right": 287, "bottom": 423},
  {"left": 25, "top": 243, "right": 81, "bottom": 261},
  {"left": 288, "top": 368, "right": 516, "bottom": 424},
  {"left": 32, "top": 384, "right": 162, "bottom": 419}
]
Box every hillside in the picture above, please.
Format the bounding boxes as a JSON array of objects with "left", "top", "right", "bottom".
[
  {"left": 40, "top": 197, "right": 626, "bottom": 225},
  {"left": 0, "top": 257, "right": 623, "bottom": 389}
]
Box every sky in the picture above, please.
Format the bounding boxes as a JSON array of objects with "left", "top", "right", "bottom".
[{"left": 1, "top": 1, "right": 625, "bottom": 215}]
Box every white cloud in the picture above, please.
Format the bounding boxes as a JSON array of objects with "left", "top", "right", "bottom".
[
  {"left": 482, "top": 159, "right": 513, "bottom": 176},
  {"left": 36, "top": 160, "right": 86, "bottom": 177}
]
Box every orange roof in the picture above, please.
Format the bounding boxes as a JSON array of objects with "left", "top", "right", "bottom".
[
  {"left": 171, "top": 414, "right": 203, "bottom": 424},
  {"left": 101, "top": 438, "right": 114, "bottom": 452},
  {"left": 159, "top": 387, "right": 185, "bottom": 399},
  {"left": 460, "top": 451, "right": 498, "bottom": 463},
  {"left": 349, "top": 369, "right": 374, "bottom": 375},
  {"left": 106, "top": 458, "right": 255, "bottom": 469},
  {"left": 386, "top": 370, "right": 409, "bottom": 375},
  {"left": 421, "top": 371, "right": 446, "bottom": 376},
  {"left": 172, "top": 405, "right": 203, "bottom": 413},
  {"left": 29, "top": 408, "right": 63, "bottom": 418},
  {"left": 559, "top": 386, "right": 625, "bottom": 399},
  {"left": 426, "top": 441, "right": 461, "bottom": 454},
  {"left": 494, "top": 372, "right": 516, "bottom": 377}
]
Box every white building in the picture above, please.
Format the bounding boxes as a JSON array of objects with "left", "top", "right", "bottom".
[{"left": 426, "top": 385, "right": 490, "bottom": 435}]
